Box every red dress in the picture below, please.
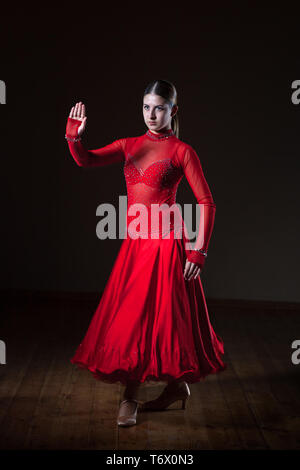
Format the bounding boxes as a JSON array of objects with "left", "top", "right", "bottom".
[{"left": 66, "top": 118, "right": 226, "bottom": 385}]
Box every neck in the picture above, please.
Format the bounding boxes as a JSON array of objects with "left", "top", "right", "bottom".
[
  {"left": 149, "top": 125, "right": 172, "bottom": 135},
  {"left": 145, "top": 127, "right": 175, "bottom": 141}
]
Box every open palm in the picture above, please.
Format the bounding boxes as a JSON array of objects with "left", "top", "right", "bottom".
[{"left": 69, "top": 101, "right": 87, "bottom": 137}]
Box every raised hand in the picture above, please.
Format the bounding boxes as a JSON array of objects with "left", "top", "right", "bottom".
[{"left": 69, "top": 101, "right": 87, "bottom": 137}]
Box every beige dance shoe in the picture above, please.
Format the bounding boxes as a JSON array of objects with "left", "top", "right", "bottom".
[{"left": 117, "top": 399, "right": 139, "bottom": 426}]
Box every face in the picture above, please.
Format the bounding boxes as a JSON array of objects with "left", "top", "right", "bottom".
[{"left": 143, "top": 93, "right": 178, "bottom": 133}]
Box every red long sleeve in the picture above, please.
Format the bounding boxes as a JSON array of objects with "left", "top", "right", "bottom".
[
  {"left": 66, "top": 117, "right": 126, "bottom": 167},
  {"left": 179, "top": 144, "right": 216, "bottom": 269}
]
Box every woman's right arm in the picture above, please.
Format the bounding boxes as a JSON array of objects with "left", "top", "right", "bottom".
[{"left": 65, "top": 102, "right": 126, "bottom": 167}]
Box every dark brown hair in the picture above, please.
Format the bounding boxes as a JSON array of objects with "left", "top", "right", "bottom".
[{"left": 143, "top": 79, "right": 179, "bottom": 138}]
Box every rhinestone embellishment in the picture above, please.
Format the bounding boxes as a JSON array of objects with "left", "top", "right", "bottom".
[{"left": 146, "top": 129, "right": 175, "bottom": 141}]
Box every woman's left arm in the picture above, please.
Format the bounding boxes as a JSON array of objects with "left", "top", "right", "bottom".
[{"left": 179, "top": 143, "right": 216, "bottom": 271}]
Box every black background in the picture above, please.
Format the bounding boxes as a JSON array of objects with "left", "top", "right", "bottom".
[{"left": 1, "top": 4, "right": 299, "bottom": 301}]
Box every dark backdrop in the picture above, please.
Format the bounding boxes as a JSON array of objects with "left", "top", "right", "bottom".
[{"left": 1, "top": 5, "right": 299, "bottom": 301}]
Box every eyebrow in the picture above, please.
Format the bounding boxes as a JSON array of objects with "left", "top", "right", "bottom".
[{"left": 143, "top": 103, "right": 165, "bottom": 106}]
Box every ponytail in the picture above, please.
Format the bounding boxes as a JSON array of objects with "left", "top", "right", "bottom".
[{"left": 171, "top": 112, "right": 179, "bottom": 139}]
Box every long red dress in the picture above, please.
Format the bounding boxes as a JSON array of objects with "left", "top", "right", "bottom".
[{"left": 66, "top": 117, "right": 226, "bottom": 385}]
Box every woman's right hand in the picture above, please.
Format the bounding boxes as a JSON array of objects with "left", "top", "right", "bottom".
[{"left": 68, "top": 101, "right": 87, "bottom": 137}]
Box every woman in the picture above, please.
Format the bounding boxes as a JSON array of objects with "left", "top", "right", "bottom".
[{"left": 65, "top": 79, "right": 226, "bottom": 427}]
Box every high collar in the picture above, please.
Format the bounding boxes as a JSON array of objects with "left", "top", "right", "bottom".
[{"left": 145, "top": 127, "right": 175, "bottom": 141}]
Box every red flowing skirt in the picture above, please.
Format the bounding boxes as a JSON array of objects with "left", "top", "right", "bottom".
[{"left": 70, "top": 228, "right": 226, "bottom": 385}]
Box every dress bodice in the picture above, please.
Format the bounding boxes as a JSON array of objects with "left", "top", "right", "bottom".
[{"left": 123, "top": 132, "right": 185, "bottom": 238}]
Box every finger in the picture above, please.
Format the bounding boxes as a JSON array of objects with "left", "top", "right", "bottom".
[
  {"left": 78, "top": 102, "right": 82, "bottom": 117},
  {"left": 192, "top": 268, "right": 201, "bottom": 279},
  {"left": 185, "top": 262, "right": 194, "bottom": 281},
  {"left": 79, "top": 102, "right": 84, "bottom": 119},
  {"left": 184, "top": 261, "right": 191, "bottom": 279},
  {"left": 187, "top": 265, "right": 196, "bottom": 281},
  {"left": 188, "top": 262, "right": 200, "bottom": 280},
  {"left": 191, "top": 267, "right": 198, "bottom": 279},
  {"left": 69, "top": 106, "right": 74, "bottom": 118},
  {"left": 82, "top": 103, "right": 85, "bottom": 117},
  {"left": 74, "top": 102, "right": 79, "bottom": 118},
  {"left": 81, "top": 116, "right": 87, "bottom": 130},
  {"left": 183, "top": 261, "right": 188, "bottom": 278}
]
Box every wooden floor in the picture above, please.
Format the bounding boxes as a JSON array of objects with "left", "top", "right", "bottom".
[{"left": 0, "top": 290, "right": 300, "bottom": 450}]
